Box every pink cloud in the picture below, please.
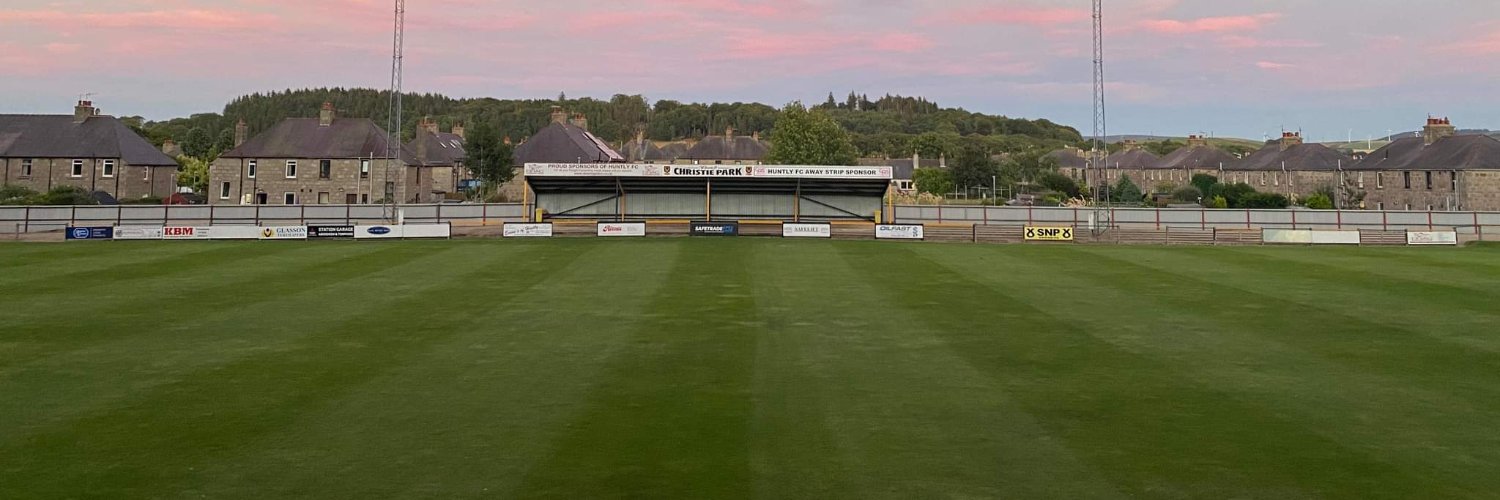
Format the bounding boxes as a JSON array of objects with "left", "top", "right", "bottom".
[
  {"left": 0, "top": 8, "right": 277, "bottom": 31},
  {"left": 1217, "top": 35, "right": 1322, "bottom": 49},
  {"left": 1141, "top": 13, "right": 1282, "bottom": 34},
  {"left": 922, "top": 6, "right": 1089, "bottom": 27},
  {"left": 1256, "top": 61, "right": 1294, "bottom": 70},
  {"left": 1441, "top": 30, "right": 1500, "bottom": 55}
]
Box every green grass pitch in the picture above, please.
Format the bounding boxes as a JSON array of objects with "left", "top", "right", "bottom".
[{"left": 2, "top": 239, "right": 1498, "bottom": 498}]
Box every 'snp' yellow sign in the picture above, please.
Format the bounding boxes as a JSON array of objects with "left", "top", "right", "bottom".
[{"left": 1025, "top": 226, "right": 1074, "bottom": 241}]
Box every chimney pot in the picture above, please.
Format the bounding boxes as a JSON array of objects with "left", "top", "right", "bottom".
[
  {"left": 1422, "top": 116, "right": 1456, "bottom": 145},
  {"left": 73, "top": 100, "right": 97, "bottom": 123},
  {"left": 550, "top": 106, "right": 567, "bottom": 124},
  {"left": 234, "top": 118, "right": 247, "bottom": 147},
  {"left": 451, "top": 123, "right": 464, "bottom": 139}
]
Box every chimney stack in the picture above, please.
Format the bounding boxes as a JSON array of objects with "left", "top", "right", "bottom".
[
  {"left": 73, "top": 100, "right": 97, "bottom": 123},
  {"left": 319, "top": 102, "right": 335, "bottom": 127},
  {"left": 420, "top": 116, "right": 439, "bottom": 134},
  {"left": 1186, "top": 134, "right": 1208, "bottom": 148},
  {"left": 1122, "top": 139, "right": 1140, "bottom": 151},
  {"left": 752, "top": 131, "right": 760, "bottom": 142},
  {"left": 1423, "top": 116, "right": 1455, "bottom": 145},
  {"left": 725, "top": 126, "right": 735, "bottom": 139},
  {"left": 1279, "top": 131, "right": 1303, "bottom": 151},
  {"left": 234, "top": 119, "right": 247, "bottom": 147},
  {"left": 451, "top": 123, "right": 464, "bottom": 139},
  {"left": 569, "top": 113, "right": 588, "bottom": 131},
  {"left": 161, "top": 139, "right": 181, "bottom": 156},
  {"left": 550, "top": 106, "right": 568, "bottom": 124}
]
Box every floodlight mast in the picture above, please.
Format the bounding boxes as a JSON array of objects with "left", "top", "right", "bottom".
[
  {"left": 384, "top": 0, "right": 406, "bottom": 223},
  {"left": 1090, "top": 0, "right": 1110, "bottom": 235}
]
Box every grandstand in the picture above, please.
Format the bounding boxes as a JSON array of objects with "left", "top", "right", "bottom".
[{"left": 523, "top": 163, "right": 893, "bottom": 221}]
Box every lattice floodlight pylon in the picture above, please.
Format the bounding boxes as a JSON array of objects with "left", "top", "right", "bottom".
[{"left": 1090, "top": 0, "right": 1111, "bottom": 235}]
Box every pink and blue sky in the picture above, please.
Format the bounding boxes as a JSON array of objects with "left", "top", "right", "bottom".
[{"left": 2, "top": 0, "right": 1497, "bottom": 139}]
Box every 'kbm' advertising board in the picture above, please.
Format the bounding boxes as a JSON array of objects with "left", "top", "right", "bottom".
[
  {"left": 782, "top": 223, "right": 832, "bottom": 238},
  {"left": 691, "top": 222, "right": 739, "bottom": 236},
  {"left": 875, "top": 224, "right": 924, "bottom": 240},
  {"left": 597, "top": 222, "right": 646, "bottom": 237},
  {"left": 163, "top": 226, "right": 212, "bottom": 239},
  {"left": 504, "top": 223, "right": 554, "bottom": 238},
  {"left": 66, "top": 226, "right": 113, "bottom": 240}
]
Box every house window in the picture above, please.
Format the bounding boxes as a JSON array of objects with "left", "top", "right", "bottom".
[
  {"left": 102, "top": 160, "right": 115, "bottom": 178},
  {"left": 285, "top": 160, "right": 297, "bottom": 178},
  {"left": 317, "top": 192, "right": 330, "bottom": 204},
  {"left": 219, "top": 182, "right": 231, "bottom": 199},
  {"left": 1377, "top": 202, "right": 1384, "bottom": 210},
  {"left": 20, "top": 159, "right": 32, "bottom": 177},
  {"left": 1403, "top": 171, "right": 1411, "bottom": 189},
  {"left": 248, "top": 160, "right": 257, "bottom": 179},
  {"left": 1288, "top": 172, "right": 1294, "bottom": 187},
  {"left": 346, "top": 193, "right": 358, "bottom": 204},
  {"left": 360, "top": 194, "right": 369, "bottom": 204},
  {"left": 1358, "top": 172, "right": 1365, "bottom": 189},
  {"left": 1427, "top": 205, "right": 1434, "bottom": 211},
  {"left": 143, "top": 167, "right": 150, "bottom": 181},
  {"left": 1260, "top": 172, "right": 1267, "bottom": 186},
  {"left": 1425, "top": 171, "right": 1433, "bottom": 190},
  {"left": 1377, "top": 172, "right": 1384, "bottom": 189},
  {"left": 1451, "top": 171, "right": 1458, "bottom": 191},
  {"left": 1404, "top": 204, "right": 1411, "bottom": 211},
  {"left": 284, "top": 192, "right": 297, "bottom": 205},
  {"left": 360, "top": 159, "right": 370, "bottom": 179},
  {"left": 71, "top": 160, "right": 84, "bottom": 177},
  {"left": 319, "top": 160, "right": 331, "bottom": 179},
  {"left": 1273, "top": 172, "right": 1280, "bottom": 186}
]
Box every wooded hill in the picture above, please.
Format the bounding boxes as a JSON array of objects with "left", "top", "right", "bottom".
[{"left": 127, "top": 88, "right": 1084, "bottom": 160}]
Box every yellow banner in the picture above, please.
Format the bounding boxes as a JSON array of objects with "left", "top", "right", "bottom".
[{"left": 1024, "top": 226, "right": 1075, "bottom": 241}]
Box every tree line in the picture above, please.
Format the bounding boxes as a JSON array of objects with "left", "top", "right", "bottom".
[{"left": 128, "top": 88, "right": 1084, "bottom": 163}]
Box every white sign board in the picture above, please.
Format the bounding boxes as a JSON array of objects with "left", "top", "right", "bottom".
[
  {"left": 503, "top": 223, "right": 553, "bottom": 238},
  {"left": 355, "top": 225, "right": 403, "bottom": 239},
  {"left": 114, "top": 226, "right": 164, "bottom": 240},
  {"left": 750, "top": 166, "right": 892, "bottom": 179},
  {"left": 1407, "top": 231, "right": 1458, "bottom": 246},
  {"left": 1263, "top": 229, "right": 1313, "bottom": 244},
  {"left": 163, "top": 226, "right": 213, "bottom": 240},
  {"left": 209, "top": 226, "right": 264, "bottom": 240},
  {"left": 259, "top": 226, "right": 309, "bottom": 240},
  {"left": 597, "top": 222, "right": 646, "bottom": 237},
  {"left": 782, "top": 223, "right": 832, "bottom": 238},
  {"left": 401, "top": 224, "right": 451, "bottom": 239},
  {"left": 1309, "top": 231, "right": 1361, "bottom": 245},
  {"left": 876, "top": 224, "right": 925, "bottom": 240}
]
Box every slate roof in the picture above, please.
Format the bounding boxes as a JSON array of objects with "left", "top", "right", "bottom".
[
  {"left": 1349, "top": 135, "right": 1500, "bottom": 171},
  {"left": 658, "top": 143, "right": 691, "bottom": 160},
  {"left": 1229, "top": 143, "right": 1350, "bottom": 171},
  {"left": 513, "top": 122, "right": 625, "bottom": 166},
  {"left": 0, "top": 114, "right": 177, "bottom": 166},
  {"left": 679, "top": 135, "right": 770, "bottom": 162},
  {"left": 1104, "top": 149, "right": 1161, "bottom": 169},
  {"left": 858, "top": 158, "right": 943, "bottom": 180},
  {"left": 1157, "top": 145, "right": 1236, "bottom": 170},
  {"left": 1047, "top": 149, "right": 1089, "bottom": 170},
  {"left": 408, "top": 131, "right": 466, "bottom": 166},
  {"left": 222, "top": 118, "right": 417, "bottom": 165},
  {"left": 619, "top": 138, "right": 674, "bottom": 162}
]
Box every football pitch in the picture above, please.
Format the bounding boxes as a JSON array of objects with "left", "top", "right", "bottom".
[{"left": 2, "top": 239, "right": 1498, "bottom": 498}]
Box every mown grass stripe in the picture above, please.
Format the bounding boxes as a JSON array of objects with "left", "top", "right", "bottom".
[
  {"left": 839, "top": 243, "right": 1461, "bottom": 498},
  {"left": 515, "top": 239, "right": 759, "bottom": 499},
  {"left": 0, "top": 242, "right": 590, "bottom": 498},
  {"left": 924, "top": 244, "right": 1500, "bottom": 495}
]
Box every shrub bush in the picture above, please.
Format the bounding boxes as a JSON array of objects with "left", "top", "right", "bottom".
[{"left": 1304, "top": 193, "right": 1334, "bottom": 210}]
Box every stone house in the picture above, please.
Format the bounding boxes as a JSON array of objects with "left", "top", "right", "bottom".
[
  {"left": 677, "top": 127, "right": 770, "bottom": 165},
  {"left": 1216, "top": 132, "right": 1348, "bottom": 201},
  {"left": 1155, "top": 135, "right": 1236, "bottom": 190},
  {"left": 859, "top": 153, "right": 944, "bottom": 194},
  {"left": 1350, "top": 118, "right": 1500, "bottom": 211},
  {"left": 504, "top": 107, "right": 626, "bottom": 201},
  {"left": 210, "top": 103, "right": 421, "bottom": 205},
  {"left": 0, "top": 100, "right": 179, "bottom": 201},
  {"left": 407, "top": 117, "right": 466, "bottom": 200}
]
